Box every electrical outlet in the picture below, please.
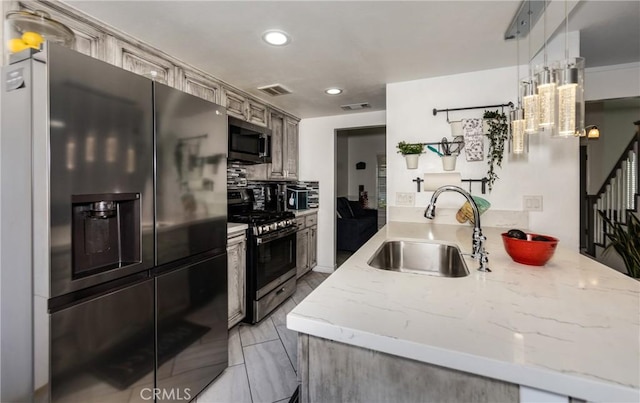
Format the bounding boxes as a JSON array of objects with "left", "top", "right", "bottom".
[
  {"left": 523, "top": 195, "right": 543, "bottom": 212},
  {"left": 396, "top": 192, "right": 415, "bottom": 207}
]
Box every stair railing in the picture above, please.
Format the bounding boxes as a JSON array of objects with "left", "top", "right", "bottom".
[{"left": 589, "top": 128, "right": 639, "bottom": 252}]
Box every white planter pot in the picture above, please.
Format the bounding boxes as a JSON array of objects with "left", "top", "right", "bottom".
[
  {"left": 441, "top": 155, "right": 457, "bottom": 171},
  {"left": 404, "top": 154, "right": 420, "bottom": 169}
]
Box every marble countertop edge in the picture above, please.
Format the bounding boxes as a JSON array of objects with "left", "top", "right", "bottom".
[{"left": 287, "top": 312, "right": 639, "bottom": 402}]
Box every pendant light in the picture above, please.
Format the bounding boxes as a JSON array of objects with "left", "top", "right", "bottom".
[
  {"left": 555, "top": 0, "right": 585, "bottom": 137},
  {"left": 511, "top": 31, "right": 526, "bottom": 155},
  {"left": 537, "top": 0, "right": 556, "bottom": 130},
  {"left": 523, "top": 6, "right": 539, "bottom": 134}
]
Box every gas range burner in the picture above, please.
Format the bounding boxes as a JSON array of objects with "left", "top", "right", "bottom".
[
  {"left": 230, "top": 210, "right": 294, "bottom": 225},
  {"left": 230, "top": 210, "right": 296, "bottom": 236}
]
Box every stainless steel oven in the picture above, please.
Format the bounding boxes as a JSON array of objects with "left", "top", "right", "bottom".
[
  {"left": 228, "top": 189, "right": 297, "bottom": 323},
  {"left": 249, "top": 223, "right": 297, "bottom": 323},
  {"left": 254, "top": 226, "right": 297, "bottom": 298}
]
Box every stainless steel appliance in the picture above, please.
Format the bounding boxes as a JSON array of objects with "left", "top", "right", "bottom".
[
  {"left": 228, "top": 116, "right": 272, "bottom": 164},
  {"left": 228, "top": 189, "right": 297, "bottom": 323},
  {"left": 1, "top": 44, "right": 228, "bottom": 403}
]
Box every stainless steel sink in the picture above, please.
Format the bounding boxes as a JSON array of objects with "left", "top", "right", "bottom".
[{"left": 367, "top": 241, "right": 470, "bottom": 277}]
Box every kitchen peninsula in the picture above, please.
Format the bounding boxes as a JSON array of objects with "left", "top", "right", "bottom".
[{"left": 287, "top": 222, "right": 640, "bottom": 403}]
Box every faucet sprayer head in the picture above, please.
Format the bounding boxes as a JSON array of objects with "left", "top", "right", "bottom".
[{"left": 425, "top": 204, "right": 436, "bottom": 219}]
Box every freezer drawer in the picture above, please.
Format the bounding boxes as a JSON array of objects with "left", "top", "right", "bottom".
[
  {"left": 50, "top": 278, "right": 155, "bottom": 403},
  {"left": 155, "top": 253, "right": 228, "bottom": 402}
]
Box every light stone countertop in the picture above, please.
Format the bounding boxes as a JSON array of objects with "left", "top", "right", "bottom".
[
  {"left": 287, "top": 221, "right": 640, "bottom": 402},
  {"left": 227, "top": 222, "right": 248, "bottom": 236}
]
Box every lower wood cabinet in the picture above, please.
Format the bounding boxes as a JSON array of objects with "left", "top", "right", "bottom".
[
  {"left": 297, "top": 228, "right": 310, "bottom": 279},
  {"left": 309, "top": 225, "right": 318, "bottom": 268},
  {"left": 227, "top": 232, "right": 246, "bottom": 328},
  {"left": 296, "top": 213, "right": 318, "bottom": 279}
]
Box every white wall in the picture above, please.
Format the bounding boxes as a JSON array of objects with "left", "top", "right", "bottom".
[
  {"left": 336, "top": 134, "right": 349, "bottom": 197},
  {"left": 386, "top": 66, "right": 581, "bottom": 249},
  {"left": 585, "top": 63, "right": 640, "bottom": 102},
  {"left": 298, "top": 111, "right": 386, "bottom": 271},
  {"left": 588, "top": 101, "right": 639, "bottom": 194},
  {"left": 348, "top": 132, "right": 385, "bottom": 204},
  {"left": 385, "top": 31, "right": 582, "bottom": 249}
]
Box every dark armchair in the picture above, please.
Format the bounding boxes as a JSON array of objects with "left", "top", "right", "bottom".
[{"left": 336, "top": 197, "right": 378, "bottom": 252}]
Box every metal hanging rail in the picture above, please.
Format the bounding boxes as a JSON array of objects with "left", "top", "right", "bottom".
[
  {"left": 461, "top": 178, "right": 489, "bottom": 195},
  {"left": 432, "top": 102, "right": 514, "bottom": 122}
]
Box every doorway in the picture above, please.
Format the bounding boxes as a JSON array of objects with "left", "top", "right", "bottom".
[
  {"left": 335, "top": 125, "right": 386, "bottom": 268},
  {"left": 581, "top": 97, "right": 640, "bottom": 272}
]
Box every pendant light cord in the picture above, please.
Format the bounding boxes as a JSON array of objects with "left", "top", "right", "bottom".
[
  {"left": 528, "top": 3, "right": 533, "bottom": 78},
  {"left": 543, "top": 0, "right": 548, "bottom": 67},
  {"left": 516, "top": 28, "right": 521, "bottom": 108},
  {"left": 565, "top": 0, "right": 569, "bottom": 60}
]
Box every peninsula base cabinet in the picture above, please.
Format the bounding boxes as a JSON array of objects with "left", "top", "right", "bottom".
[
  {"left": 227, "top": 232, "right": 246, "bottom": 329},
  {"left": 297, "top": 335, "right": 581, "bottom": 403},
  {"left": 296, "top": 213, "right": 318, "bottom": 279}
]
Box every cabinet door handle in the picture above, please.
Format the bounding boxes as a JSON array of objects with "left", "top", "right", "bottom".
[{"left": 276, "top": 287, "right": 286, "bottom": 295}]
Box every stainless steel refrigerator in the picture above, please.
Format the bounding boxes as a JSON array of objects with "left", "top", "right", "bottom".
[{"left": 1, "top": 43, "right": 228, "bottom": 402}]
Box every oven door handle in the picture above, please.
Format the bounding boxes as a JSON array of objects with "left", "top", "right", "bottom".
[{"left": 255, "top": 226, "right": 297, "bottom": 245}]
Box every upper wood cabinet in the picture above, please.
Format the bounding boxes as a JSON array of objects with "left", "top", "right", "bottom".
[
  {"left": 222, "top": 87, "right": 269, "bottom": 126},
  {"left": 246, "top": 99, "right": 268, "bottom": 126},
  {"left": 269, "top": 111, "right": 286, "bottom": 180},
  {"left": 284, "top": 117, "right": 299, "bottom": 179},
  {"left": 115, "top": 41, "right": 177, "bottom": 87},
  {"left": 181, "top": 68, "right": 221, "bottom": 103},
  {"left": 223, "top": 87, "right": 247, "bottom": 119},
  {"left": 268, "top": 111, "right": 299, "bottom": 180}
]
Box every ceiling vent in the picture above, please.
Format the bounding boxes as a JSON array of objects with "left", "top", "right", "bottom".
[
  {"left": 257, "top": 84, "right": 292, "bottom": 96},
  {"left": 340, "top": 102, "right": 371, "bottom": 111}
]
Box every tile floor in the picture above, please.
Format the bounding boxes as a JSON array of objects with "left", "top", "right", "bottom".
[{"left": 195, "top": 270, "right": 331, "bottom": 403}]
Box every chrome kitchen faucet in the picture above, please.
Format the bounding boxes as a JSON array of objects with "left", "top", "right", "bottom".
[{"left": 424, "top": 185, "right": 490, "bottom": 272}]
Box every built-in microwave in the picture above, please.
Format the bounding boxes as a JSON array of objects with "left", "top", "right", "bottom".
[{"left": 228, "top": 116, "right": 272, "bottom": 164}]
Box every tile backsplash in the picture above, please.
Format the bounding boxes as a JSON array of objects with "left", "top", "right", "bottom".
[
  {"left": 227, "top": 162, "right": 248, "bottom": 188},
  {"left": 227, "top": 163, "right": 319, "bottom": 209}
]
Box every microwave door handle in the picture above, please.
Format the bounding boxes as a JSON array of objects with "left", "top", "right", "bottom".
[{"left": 260, "top": 134, "right": 270, "bottom": 159}]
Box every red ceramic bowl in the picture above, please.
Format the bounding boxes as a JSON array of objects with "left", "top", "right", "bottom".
[{"left": 501, "top": 233, "right": 559, "bottom": 266}]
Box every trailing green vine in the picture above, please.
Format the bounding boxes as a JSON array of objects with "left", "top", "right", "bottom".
[{"left": 483, "top": 110, "right": 509, "bottom": 191}]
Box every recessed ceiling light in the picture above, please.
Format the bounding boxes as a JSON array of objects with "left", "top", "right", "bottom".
[
  {"left": 262, "top": 30, "right": 290, "bottom": 46},
  {"left": 325, "top": 88, "right": 343, "bottom": 95}
]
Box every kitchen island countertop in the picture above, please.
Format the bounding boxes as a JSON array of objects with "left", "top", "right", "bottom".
[{"left": 287, "top": 221, "right": 640, "bottom": 402}]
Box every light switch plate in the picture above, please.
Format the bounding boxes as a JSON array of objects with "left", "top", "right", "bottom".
[
  {"left": 396, "top": 192, "right": 415, "bottom": 207},
  {"left": 523, "top": 195, "right": 543, "bottom": 212}
]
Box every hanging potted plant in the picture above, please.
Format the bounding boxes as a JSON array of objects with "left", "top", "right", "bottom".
[
  {"left": 483, "top": 110, "right": 509, "bottom": 191},
  {"left": 396, "top": 141, "right": 424, "bottom": 169}
]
